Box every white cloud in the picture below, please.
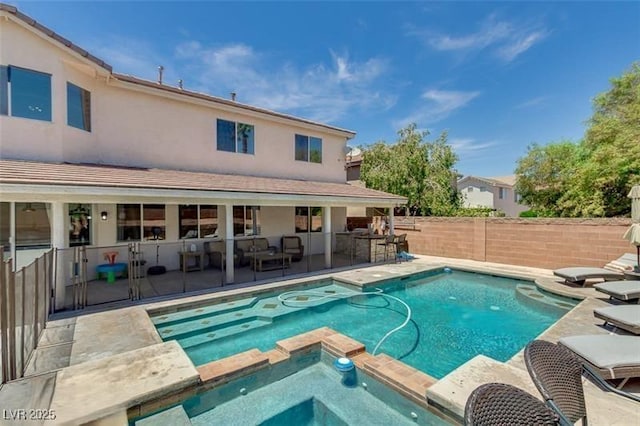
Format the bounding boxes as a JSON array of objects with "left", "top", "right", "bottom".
[
  {"left": 497, "top": 30, "right": 549, "bottom": 62},
  {"left": 516, "top": 95, "right": 548, "bottom": 109},
  {"left": 394, "top": 89, "right": 480, "bottom": 128},
  {"left": 89, "top": 36, "right": 163, "bottom": 80},
  {"left": 173, "top": 42, "right": 393, "bottom": 123},
  {"left": 450, "top": 138, "right": 497, "bottom": 153},
  {"left": 86, "top": 36, "right": 394, "bottom": 124},
  {"left": 409, "top": 14, "right": 549, "bottom": 62}
]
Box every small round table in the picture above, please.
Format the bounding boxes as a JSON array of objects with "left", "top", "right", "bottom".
[{"left": 96, "top": 263, "right": 127, "bottom": 283}]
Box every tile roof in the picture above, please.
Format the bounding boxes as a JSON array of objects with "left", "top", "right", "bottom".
[
  {"left": 0, "top": 160, "right": 406, "bottom": 202},
  {"left": 458, "top": 175, "right": 517, "bottom": 187},
  {"left": 113, "top": 74, "right": 356, "bottom": 137},
  {"left": 0, "top": 3, "right": 112, "bottom": 72}
]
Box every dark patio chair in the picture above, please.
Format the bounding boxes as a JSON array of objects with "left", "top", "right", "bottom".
[
  {"left": 376, "top": 234, "right": 397, "bottom": 262},
  {"left": 281, "top": 235, "right": 304, "bottom": 262},
  {"left": 464, "top": 382, "right": 559, "bottom": 425},
  {"left": 524, "top": 339, "right": 640, "bottom": 426}
]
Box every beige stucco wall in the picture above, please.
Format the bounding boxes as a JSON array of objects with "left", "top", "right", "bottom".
[
  {"left": 458, "top": 178, "right": 528, "bottom": 217},
  {"left": 0, "top": 17, "right": 350, "bottom": 182},
  {"left": 458, "top": 179, "right": 494, "bottom": 208}
]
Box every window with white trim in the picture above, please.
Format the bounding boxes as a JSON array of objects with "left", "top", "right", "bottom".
[
  {"left": 295, "top": 134, "right": 322, "bottom": 163},
  {"left": 0, "top": 65, "right": 52, "bottom": 121},
  {"left": 217, "top": 119, "right": 255, "bottom": 154}
]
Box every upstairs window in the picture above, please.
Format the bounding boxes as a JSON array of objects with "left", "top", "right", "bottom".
[
  {"left": 67, "top": 82, "right": 91, "bottom": 131},
  {"left": 295, "top": 134, "right": 322, "bottom": 163},
  {"left": 217, "top": 119, "right": 254, "bottom": 154},
  {"left": 514, "top": 192, "right": 522, "bottom": 203},
  {"left": 0, "top": 65, "right": 52, "bottom": 121}
]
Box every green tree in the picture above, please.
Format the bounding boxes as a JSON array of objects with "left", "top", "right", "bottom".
[
  {"left": 559, "top": 63, "right": 640, "bottom": 216},
  {"left": 360, "top": 123, "right": 460, "bottom": 216},
  {"left": 514, "top": 141, "right": 580, "bottom": 216},
  {"left": 515, "top": 63, "right": 640, "bottom": 217}
]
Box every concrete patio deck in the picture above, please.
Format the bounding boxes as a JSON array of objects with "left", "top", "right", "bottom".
[{"left": 1, "top": 255, "right": 638, "bottom": 425}]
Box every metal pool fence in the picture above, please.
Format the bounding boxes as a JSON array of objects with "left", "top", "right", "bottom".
[
  {"left": 52, "top": 232, "right": 400, "bottom": 311},
  {"left": 0, "top": 247, "right": 53, "bottom": 384}
]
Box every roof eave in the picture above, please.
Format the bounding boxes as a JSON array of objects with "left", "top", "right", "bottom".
[{"left": 112, "top": 74, "right": 357, "bottom": 139}]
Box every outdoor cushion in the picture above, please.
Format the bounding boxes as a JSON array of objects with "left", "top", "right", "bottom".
[
  {"left": 604, "top": 253, "right": 637, "bottom": 272},
  {"left": 594, "top": 280, "right": 640, "bottom": 301},
  {"left": 559, "top": 335, "right": 640, "bottom": 370},
  {"left": 594, "top": 305, "right": 640, "bottom": 335},
  {"left": 553, "top": 267, "right": 623, "bottom": 284}
]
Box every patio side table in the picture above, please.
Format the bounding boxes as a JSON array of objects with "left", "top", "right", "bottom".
[{"left": 179, "top": 251, "right": 204, "bottom": 272}]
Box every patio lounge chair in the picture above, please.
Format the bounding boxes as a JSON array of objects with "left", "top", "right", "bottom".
[
  {"left": 552, "top": 253, "right": 636, "bottom": 286},
  {"left": 593, "top": 305, "right": 640, "bottom": 334},
  {"left": 594, "top": 280, "right": 640, "bottom": 302},
  {"left": 525, "top": 340, "right": 640, "bottom": 426},
  {"left": 464, "top": 382, "right": 560, "bottom": 426},
  {"left": 558, "top": 335, "right": 640, "bottom": 389}
]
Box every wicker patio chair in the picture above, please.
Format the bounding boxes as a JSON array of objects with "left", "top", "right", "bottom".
[
  {"left": 524, "top": 339, "right": 640, "bottom": 426},
  {"left": 464, "top": 382, "right": 559, "bottom": 426}
]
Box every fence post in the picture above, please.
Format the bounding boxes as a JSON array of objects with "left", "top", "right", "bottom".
[
  {"left": 0, "top": 248, "right": 8, "bottom": 384},
  {"left": 17, "top": 264, "right": 23, "bottom": 379},
  {"left": 33, "top": 257, "right": 39, "bottom": 352},
  {"left": 8, "top": 259, "right": 17, "bottom": 380}
]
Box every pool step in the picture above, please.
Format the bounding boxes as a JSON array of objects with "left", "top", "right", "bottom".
[
  {"left": 151, "top": 297, "right": 260, "bottom": 327},
  {"left": 157, "top": 292, "right": 353, "bottom": 341},
  {"left": 157, "top": 312, "right": 273, "bottom": 341},
  {"left": 136, "top": 405, "right": 191, "bottom": 426},
  {"left": 515, "top": 284, "right": 577, "bottom": 314},
  {"left": 178, "top": 318, "right": 273, "bottom": 350}
]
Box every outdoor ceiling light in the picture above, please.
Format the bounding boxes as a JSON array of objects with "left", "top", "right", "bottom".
[{"left": 101, "top": 211, "right": 108, "bottom": 221}]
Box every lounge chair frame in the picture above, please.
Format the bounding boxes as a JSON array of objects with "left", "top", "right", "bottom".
[
  {"left": 464, "top": 382, "right": 560, "bottom": 426},
  {"left": 593, "top": 306, "right": 640, "bottom": 335},
  {"left": 525, "top": 340, "right": 640, "bottom": 426}
]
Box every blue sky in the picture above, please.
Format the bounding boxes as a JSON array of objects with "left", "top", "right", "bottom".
[{"left": 14, "top": 1, "right": 640, "bottom": 177}]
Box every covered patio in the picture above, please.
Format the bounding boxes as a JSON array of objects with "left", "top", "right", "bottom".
[{"left": 0, "top": 159, "right": 406, "bottom": 312}]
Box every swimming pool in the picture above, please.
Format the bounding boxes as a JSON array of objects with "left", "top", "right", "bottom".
[
  {"left": 153, "top": 269, "right": 577, "bottom": 379},
  {"left": 134, "top": 351, "right": 452, "bottom": 425}
]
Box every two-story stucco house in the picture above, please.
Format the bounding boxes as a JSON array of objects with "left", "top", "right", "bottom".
[
  {"left": 0, "top": 4, "right": 405, "bottom": 309},
  {"left": 457, "top": 175, "right": 528, "bottom": 217}
]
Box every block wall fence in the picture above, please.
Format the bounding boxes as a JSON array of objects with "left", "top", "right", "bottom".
[{"left": 399, "top": 217, "right": 635, "bottom": 270}]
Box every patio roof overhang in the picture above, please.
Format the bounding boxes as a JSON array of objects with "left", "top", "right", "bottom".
[{"left": 0, "top": 159, "right": 407, "bottom": 208}]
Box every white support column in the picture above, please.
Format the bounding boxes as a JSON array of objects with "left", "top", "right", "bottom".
[
  {"left": 51, "top": 202, "right": 66, "bottom": 311},
  {"left": 224, "top": 204, "right": 234, "bottom": 284},
  {"left": 388, "top": 208, "right": 395, "bottom": 235},
  {"left": 9, "top": 202, "right": 15, "bottom": 269},
  {"left": 323, "top": 206, "right": 332, "bottom": 269}
]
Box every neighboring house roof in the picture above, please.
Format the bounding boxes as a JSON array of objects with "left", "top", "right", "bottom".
[
  {"left": 0, "top": 160, "right": 406, "bottom": 204},
  {"left": 489, "top": 175, "right": 517, "bottom": 186},
  {"left": 457, "top": 175, "right": 517, "bottom": 188},
  {"left": 0, "top": 3, "right": 356, "bottom": 138}
]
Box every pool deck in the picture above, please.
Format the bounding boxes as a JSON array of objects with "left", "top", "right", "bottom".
[{"left": 1, "top": 255, "right": 638, "bottom": 424}]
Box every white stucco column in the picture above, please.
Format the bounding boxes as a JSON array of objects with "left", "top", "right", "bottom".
[
  {"left": 51, "top": 201, "right": 66, "bottom": 311},
  {"left": 224, "top": 204, "right": 234, "bottom": 284},
  {"left": 323, "top": 206, "right": 332, "bottom": 269},
  {"left": 388, "top": 208, "right": 395, "bottom": 235}
]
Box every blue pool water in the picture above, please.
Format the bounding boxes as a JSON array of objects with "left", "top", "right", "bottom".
[
  {"left": 134, "top": 353, "right": 450, "bottom": 425},
  {"left": 153, "top": 270, "right": 576, "bottom": 379}
]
